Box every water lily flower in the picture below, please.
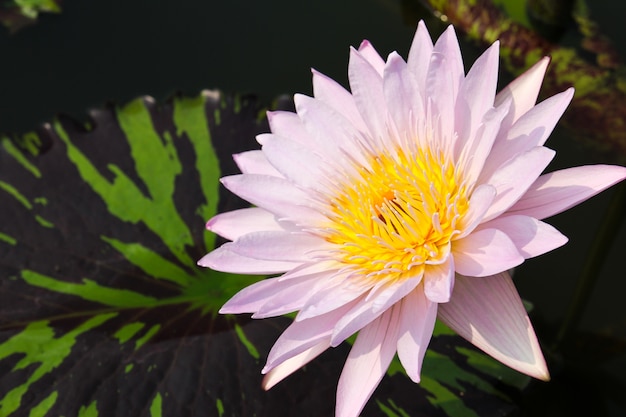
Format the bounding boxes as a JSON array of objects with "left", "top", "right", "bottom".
[{"left": 198, "top": 21, "right": 626, "bottom": 417}]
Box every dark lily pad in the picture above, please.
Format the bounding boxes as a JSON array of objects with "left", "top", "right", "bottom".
[{"left": 0, "top": 91, "right": 528, "bottom": 416}]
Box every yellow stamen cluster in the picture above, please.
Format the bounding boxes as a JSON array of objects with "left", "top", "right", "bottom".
[{"left": 323, "top": 147, "right": 468, "bottom": 283}]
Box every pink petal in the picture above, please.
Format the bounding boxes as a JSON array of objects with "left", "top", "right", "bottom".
[
  {"left": 312, "top": 69, "right": 368, "bottom": 132},
  {"left": 219, "top": 276, "right": 284, "bottom": 314},
  {"left": 296, "top": 276, "right": 369, "bottom": 321},
  {"left": 396, "top": 288, "right": 438, "bottom": 382},
  {"left": 457, "top": 100, "right": 511, "bottom": 185},
  {"left": 357, "top": 40, "right": 385, "bottom": 75},
  {"left": 452, "top": 228, "right": 524, "bottom": 277},
  {"left": 266, "top": 110, "right": 316, "bottom": 149},
  {"left": 481, "top": 146, "right": 556, "bottom": 222},
  {"left": 220, "top": 267, "right": 341, "bottom": 317},
  {"left": 482, "top": 88, "right": 574, "bottom": 178},
  {"left": 383, "top": 51, "right": 424, "bottom": 140},
  {"left": 495, "top": 56, "right": 550, "bottom": 130},
  {"left": 407, "top": 20, "right": 434, "bottom": 94},
  {"left": 206, "top": 207, "right": 283, "bottom": 241},
  {"left": 294, "top": 93, "right": 365, "bottom": 166},
  {"left": 220, "top": 174, "right": 325, "bottom": 224},
  {"left": 456, "top": 41, "right": 500, "bottom": 147},
  {"left": 197, "top": 245, "right": 299, "bottom": 274},
  {"left": 336, "top": 306, "right": 401, "bottom": 417},
  {"left": 438, "top": 272, "right": 550, "bottom": 380},
  {"left": 228, "top": 231, "right": 329, "bottom": 262},
  {"left": 423, "top": 256, "right": 455, "bottom": 303},
  {"left": 264, "top": 301, "right": 357, "bottom": 372},
  {"left": 426, "top": 26, "right": 464, "bottom": 145},
  {"left": 259, "top": 134, "right": 325, "bottom": 189},
  {"left": 232, "top": 150, "right": 281, "bottom": 176},
  {"left": 505, "top": 87, "right": 574, "bottom": 147},
  {"left": 262, "top": 340, "right": 330, "bottom": 390},
  {"left": 477, "top": 215, "right": 568, "bottom": 259},
  {"left": 508, "top": 165, "right": 626, "bottom": 220},
  {"left": 253, "top": 270, "right": 334, "bottom": 318},
  {"left": 457, "top": 184, "right": 496, "bottom": 238},
  {"left": 330, "top": 275, "right": 421, "bottom": 346},
  {"left": 348, "top": 47, "right": 387, "bottom": 144},
  {"left": 278, "top": 260, "right": 343, "bottom": 281},
  {"left": 432, "top": 25, "right": 464, "bottom": 82}
]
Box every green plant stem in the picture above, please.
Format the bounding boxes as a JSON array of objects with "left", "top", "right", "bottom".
[{"left": 552, "top": 181, "right": 626, "bottom": 350}]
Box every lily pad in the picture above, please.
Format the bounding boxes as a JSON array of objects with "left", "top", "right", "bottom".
[{"left": 0, "top": 91, "right": 528, "bottom": 416}]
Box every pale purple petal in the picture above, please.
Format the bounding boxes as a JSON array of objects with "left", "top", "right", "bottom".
[
  {"left": 452, "top": 228, "right": 524, "bottom": 277},
  {"left": 220, "top": 174, "right": 325, "bottom": 224},
  {"left": 312, "top": 68, "right": 368, "bottom": 132},
  {"left": 262, "top": 340, "right": 330, "bottom": 390},
  {"left": 296, "top": 276, "right": 370, "bottom": 321},
  {"left": 426, "top": 26, "right": 464, "bottom": 147},
  {"left": 219, "top": 276, "right": 287, "bottom": 314},
  {"left": 481, "top": 146, "right": 556, "bottom": 222},
  {"left": 423, "top": 256, "right": 455, "bottom": 303},
  {"left": 477, "top": 215, "right": 568, "bottom": 259},
  {"left": 253, "top": 271, "right": 335, "bottom": 318},
  {"left": 294, "top": 93, "right": 365, "bottom": 165},
  {"left": 348, "top": 47, "right": 387, "bottom": 144},
  {"left": 438, "top": 272, "right": 550, "bottom": 380},
  {"left": 456, "top": 41, "right": 500, "bottom": 146},
  {"left": 357, "top": 40, "right": 385, "bottom": 75},
  {"left": 495, "top": 56, "right": 550, "bottom": 130},
  {"left": 431, "top": 26, "right": 464, "bottom": 84},
  {"left": 264, "top": 301, "right": 357, "bottom": 373},
  {"left": 197, "top": 245, "right": 299, "bottom": 274},
  {"left": 278, "top": 260, "right": 343, "bottom": 281},
  {"left": 482, "top": 88, "right": 575, "bottom": 178},
  {"left": 330, "top": 275, "right": 421, "bottom": 346},
  {"left": 259, "top": 134, "right": 325, "bottom": 189},
  {"left": 266, "top": 110, "right": 316, "bottom": 149},
  {"left": 407, "top": 20, "right": 434, "bottom": 93},
  {"left": 228, "top": 231, "right": 330, "bottom": 262},
  {"left": 383, "top": 51, "right": 424, "bottom": 140},
  {"left": 457, "top": 100, "right": 511, "bottom": 186},
  {"left": 396, "top": 288, "right": 438, "bottom": 382},
  {"left": 206, "top": 207, "right": 284, "bottom": 241},
  {"left": 232, "top": 150, "right": 282, "bottom": 176},
  {"left": 505, "top": 87, "right": 574, "bottom": 147},
  {"left": 336, "top": 306, "right": 401, "bottom": 417},
  {"left": 508, "top": 165, "right": 626, "bottom": 219},
  {"left": 457, "top": 184, "right": 496, "bottom": 238}
]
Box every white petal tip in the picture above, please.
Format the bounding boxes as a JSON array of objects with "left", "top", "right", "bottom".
[
  {"left": 538, "top": 369, "right": 551, "bottom": 382},
  {"left": 217, "top": 306, "right": 232, "bottom": 314},
  {"left": 519, "top": 360, "right": 550, "bottom": 382},
  {"left": 196, "top": 254, "right": 212, "bottom": 268},
  {"left": 358, "top": 39, "right": 371, "bottom": 50},
  {"left": 205, "top": 217, "right": 218, "bottom": 231},
  {"left": 261, "top": 374, "right": 275, "bottom": 391}
]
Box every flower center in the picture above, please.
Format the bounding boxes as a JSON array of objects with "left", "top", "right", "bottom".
[{"left": 323, "top": 147, "right": 468, "bottom": 282}]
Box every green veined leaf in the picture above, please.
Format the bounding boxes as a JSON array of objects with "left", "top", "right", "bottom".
[
  {"left": 0, "top": 92, "right": 281, "bottom": 417},
  {"left": 1, "top": 91, "right": 527, "bottom": 417}
]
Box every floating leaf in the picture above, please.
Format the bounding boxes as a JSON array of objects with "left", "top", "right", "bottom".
[{"left": 1, "top": 92, "right": 527, "bottom": 416}]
